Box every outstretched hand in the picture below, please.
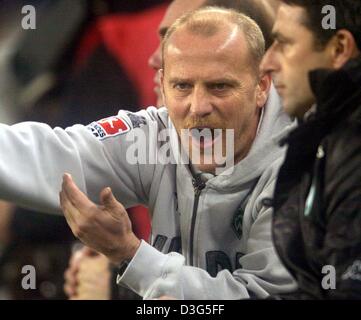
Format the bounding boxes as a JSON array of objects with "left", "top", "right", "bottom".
[{"left": 60, "top": 173, "right": 140, "bottom": 265}]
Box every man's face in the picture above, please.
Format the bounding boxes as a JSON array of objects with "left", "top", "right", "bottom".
[
  {"left": 161, "top": 25, "right": 266, "bottom": 173},
  {"left": 261, "top": 4, "right": 333, "bottom": 118},
  {"left": 148, "top": 0, "right": 205, "bottom": 107}
]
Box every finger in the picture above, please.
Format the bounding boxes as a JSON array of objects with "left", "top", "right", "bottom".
[
  {"left": 59, "top": 190, "right": 78, "bottom": 230},
  {"left": 100, "top": 187, "right": 120, "bottom": 209},
  {"left": 64, "top": 282, "right": 76, "bottom": 298},
  {"left": 64, "top": 268, "right": 77, "bottom": 285},
  {"left": 62, "top": 173, "right": 94, "bottom": 214},
  {"left": 60, "top": 190, "right": 85, "bottom": 235},
  {"left": 78, "top": 255, "right": 109, "bottom": 276},
  {"left": 100, "top": 187, "right": 112, "bottom": 207},
  {"left": 100, "top": 187, "right": 127, "bottom": 219},
  {"left": 64, "top": 271, "right": 78, "bottom": 295},
  {"left": 64, "top": 269, "right": 78, "bottom": 297}
]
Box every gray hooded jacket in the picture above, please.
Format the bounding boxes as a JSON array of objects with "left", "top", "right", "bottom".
[{"left": 0, "top": 85, "right": 296, "bottom": 299}]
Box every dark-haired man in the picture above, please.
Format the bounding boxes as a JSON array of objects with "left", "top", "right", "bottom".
[{"left": 261, "top": 0, "right": 361, "bottom": 299}]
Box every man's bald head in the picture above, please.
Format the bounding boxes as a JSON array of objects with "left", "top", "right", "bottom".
[{"left": 162, "top": 7, "right": 265, "bottom": 73}]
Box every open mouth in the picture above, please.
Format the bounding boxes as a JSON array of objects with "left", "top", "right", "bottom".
[{"left": 189, "top": 127, "right": 222, "bottom": 149}]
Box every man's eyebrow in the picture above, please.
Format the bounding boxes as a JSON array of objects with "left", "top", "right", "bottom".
[
  {"left": 168, "top": 77, "right": 192, "bottom": 84},
  {"left": 271, "top": 30, "right": 290, "bottom": 42},
  {"left": 159, "top": 27, "right": 168, "bottom": 39},
  {"left": 205, "top": 78, "right": 239, "bottom": 86},
  {"left": 271, "top": 30, "right": 281, "bottom": 40},
  {"left": 168, "top": 78, "right": 239, "bottom": 85}
]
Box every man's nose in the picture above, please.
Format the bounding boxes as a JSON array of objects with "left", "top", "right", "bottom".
[
  {"left": 148, "top": 45, "right": 162, "bottom": 71},
  {"left": 189, "top": 87, "right": 214, "bottom": 117},
  {"left": 260, "top": 44, "right": 278, "bottom": 75}
]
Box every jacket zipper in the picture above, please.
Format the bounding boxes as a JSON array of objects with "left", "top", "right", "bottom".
[{"left": 189, "top": 175, "right": 206, "bottom": 266}]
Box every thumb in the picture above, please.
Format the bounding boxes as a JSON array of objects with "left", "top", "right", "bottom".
[{"left": 100, "top": 187, "right": 125, "bottom": 213}]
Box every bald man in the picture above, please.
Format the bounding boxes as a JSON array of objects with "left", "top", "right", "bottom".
[{"left": 0, "top": 5, "right": 295, "bottom": 299}]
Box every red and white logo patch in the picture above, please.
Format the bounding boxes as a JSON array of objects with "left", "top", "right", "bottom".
[
  {"left": 98, "top": 116, "right": 130, "bottom": 135},
  {"left": 88, "top": 116, "right": 131, "bottom": 140}
]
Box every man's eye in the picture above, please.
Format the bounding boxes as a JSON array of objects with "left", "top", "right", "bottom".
[
  {"left": 210, "top": 83, "right": 229, "bottom": 91},
  {"left": 274, "top": 39, "right": 288, "bottom": 49},
  {"left": 174, "top": 83, "right": 191, "bottom": 91}
]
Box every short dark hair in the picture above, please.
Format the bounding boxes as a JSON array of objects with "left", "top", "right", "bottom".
[
  {"left": 204, "top": 0, "right": 275, "bottom": 49},
  {"left": 281, "top": 0, "right": 361, "bottom": 50}
]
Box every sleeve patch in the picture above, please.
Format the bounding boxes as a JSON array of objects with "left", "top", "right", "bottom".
[{"left": 87, "top": 116, "right": 131, "bottom": 140}]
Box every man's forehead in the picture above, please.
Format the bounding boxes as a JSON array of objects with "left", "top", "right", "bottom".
[
  {"left": 164, "top": 37, "right": 252, "bottom": 78},
  {"left": 166, "top": 24, "right": 247, "bottom": 59},
  {"left": 272, "top": 4, "right": 308, "bottom": 37},
  {"left": 275, "top": 4, "right": 307, "bottom": 28},
  {"left": 162, "top": 25, "right": 251, "bottom": 75}
]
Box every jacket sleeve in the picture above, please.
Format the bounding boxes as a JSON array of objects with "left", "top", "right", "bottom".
[
  {"left": 118, "top": 162, "right": 297, "bottom": 300},
  {"left": 320, "top": 129, "right": 361, "bottom": 299},
  {"left": 0, "top": 108, "right": 159, "bottom": 214},
  {"left": 118, "top": 210, "right": 296, "bottom": 300}
]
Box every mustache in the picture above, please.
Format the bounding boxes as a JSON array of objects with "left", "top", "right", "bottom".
[{"left": 183, "top": 117, "right": 225, "bottom": 129}]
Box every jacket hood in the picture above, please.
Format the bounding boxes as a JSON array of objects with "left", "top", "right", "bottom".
[{"left": 206, "top": 84, "right": 294, "bottom": 191}]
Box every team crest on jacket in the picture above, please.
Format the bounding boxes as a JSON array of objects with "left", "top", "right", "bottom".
[
  {"left": 232, "top": 207, "right": 244, "bottom": 239},
  {"left": 125, "top": 112, "right": 147, "bottom": 129},
  {"left": 87, "top": 115, "right": 131, "bottom": 140}
]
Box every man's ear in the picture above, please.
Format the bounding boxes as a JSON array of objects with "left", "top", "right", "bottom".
[
  {"left": 256, "top": 72, "right": 272, "bottom": 109},
  {"left": 159, "top": 69, "right": 166, "bottom": 104},
  {"left": 329, "top": 29, "right": 360, "bottom": 69}
]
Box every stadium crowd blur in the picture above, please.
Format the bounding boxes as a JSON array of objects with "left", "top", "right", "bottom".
[{"left": 0, "top": 0, "right": 170, "bottom": 299}]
